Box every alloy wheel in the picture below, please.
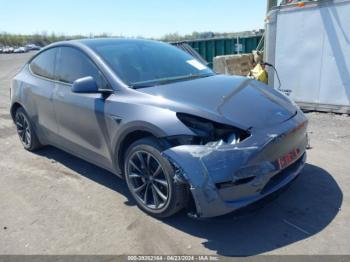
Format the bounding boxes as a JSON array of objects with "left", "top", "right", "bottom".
[
  {"left": 127, "top": 150, "right": 170, "bottom": 210},
  {"left": 15, "top": 111, "right": 31, "bottom": 147}
]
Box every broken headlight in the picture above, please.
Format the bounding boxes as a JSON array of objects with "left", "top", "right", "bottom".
[{"left": 176, "top": 113, "right": 250, "bottom": 145}]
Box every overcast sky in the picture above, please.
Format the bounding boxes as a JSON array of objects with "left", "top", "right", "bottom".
[{"left": 0, "top": 0, "right": 267, "bottom": 37}]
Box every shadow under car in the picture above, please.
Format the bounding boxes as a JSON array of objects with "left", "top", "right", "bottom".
[{"left": 34, "top": 146, "right": 342, "bottom": 256}]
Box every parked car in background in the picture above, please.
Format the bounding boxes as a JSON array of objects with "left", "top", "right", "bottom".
[
  {"left": 10, "top": 39, "right": 308, "bottom": 218},
  {"left": 4, "top": 47, "right": 11, "bottom": 53},
  {"left": 14, "top": 47, "right": 28, "bottom": 53},
  {"left": 26, "top": 44, "right": 41, "bottom": 51},
  {"left": 2, "top": 47, "right": 10, "bottom": 53},
  {"left": 3, "top": 47, "right": 14, "bottom": 53}
]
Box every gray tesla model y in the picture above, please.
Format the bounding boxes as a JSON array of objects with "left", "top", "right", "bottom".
[{"left": 10, "top": 39, "right": 308, "bottom": 218}]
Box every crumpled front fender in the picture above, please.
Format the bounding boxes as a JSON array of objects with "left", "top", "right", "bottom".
[{"left": 162, "top": 111, "right": 308, "bottom": 218}]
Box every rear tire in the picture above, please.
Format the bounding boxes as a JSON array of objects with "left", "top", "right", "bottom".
[
  {"left": 124, "top": 137, "right": 187, "bottom": 218},
  {"left": 15, "top": 107, "right": 41, "bottom": 151}
]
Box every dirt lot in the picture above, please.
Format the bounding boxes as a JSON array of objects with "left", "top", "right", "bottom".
[{"left": 0, "top": 53, "right": 349, "bottom": 256}]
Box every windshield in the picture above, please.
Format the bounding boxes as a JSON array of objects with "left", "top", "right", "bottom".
[{"left": 89, "top": 40, "right": 214, "bottom": 88}]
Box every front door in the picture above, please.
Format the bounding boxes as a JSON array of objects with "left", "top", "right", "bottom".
[{"left": 52, "top": 46, "right": 113, "bottom": 168}]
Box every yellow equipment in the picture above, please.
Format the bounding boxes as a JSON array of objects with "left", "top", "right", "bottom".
[{"left": 249, "top": 63, "right": 268, "bottom": 84}]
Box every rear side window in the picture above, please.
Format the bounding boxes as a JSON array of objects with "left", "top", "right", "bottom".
[
  {"left": 55, "top": 47, "right": 109, "bottom": 89},
  {"left": 30, "top": 48, "right": 57, "bottom": 79}
]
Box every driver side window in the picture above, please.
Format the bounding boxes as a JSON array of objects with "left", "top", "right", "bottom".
[{"left": 55, "top": 47, "right": 110, "bottom": 89}]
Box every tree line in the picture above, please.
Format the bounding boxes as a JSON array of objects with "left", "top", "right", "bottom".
[
  {"left": 0, "top": 32, "right": 100, "bottom": 47},
  {"left": 0, "top": 30, "right": 263, "bottom": 47}
]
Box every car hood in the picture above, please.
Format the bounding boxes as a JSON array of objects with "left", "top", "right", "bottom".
[{"left": 137, "top": 75, "right": 297, "bottom": 130}]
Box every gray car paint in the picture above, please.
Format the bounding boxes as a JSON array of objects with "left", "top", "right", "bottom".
[
  {"left": 11, "top": 39, "right": 308, "bottom": 217},
  {"left": 162, "top": 110, "right": 308, "bottom": 217}
]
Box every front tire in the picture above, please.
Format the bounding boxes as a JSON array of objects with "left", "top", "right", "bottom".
[
  {"left": 124, "top": 137, "right": 187, "bottom": 218},
  {"left": 15, "top": 107, "right": 41, "bottom": 151}
]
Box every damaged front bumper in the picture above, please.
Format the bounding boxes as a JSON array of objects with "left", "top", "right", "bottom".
[{"left": 162, "top": 111, "right": 308, "bottom": 218}]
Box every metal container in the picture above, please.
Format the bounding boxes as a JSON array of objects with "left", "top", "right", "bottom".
[
  {"left": 174, "top": 35, "right": 263, "bottom": 68},
  {"left": 265, "top": 0, "right": 350, "bottom": 114}
]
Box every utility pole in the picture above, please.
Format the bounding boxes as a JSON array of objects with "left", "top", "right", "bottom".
[{"left": 267, "top": 0, "right": 278, "bottom": 13}]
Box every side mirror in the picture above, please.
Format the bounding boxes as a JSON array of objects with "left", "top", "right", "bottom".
[{"left": 72, "top": 76, "right": 98, "bottom": 93}]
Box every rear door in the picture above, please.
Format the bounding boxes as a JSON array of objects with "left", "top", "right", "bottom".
[
  {"left": 27, "top": 48, "right": 59, "bottom": 143},
  {"left": 52, "top": 46, "right": 113, "bottom": 168}
]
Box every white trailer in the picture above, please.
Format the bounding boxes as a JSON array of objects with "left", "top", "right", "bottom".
[{"left": 265, "top": 0, "right": 350, "bottom": 113}]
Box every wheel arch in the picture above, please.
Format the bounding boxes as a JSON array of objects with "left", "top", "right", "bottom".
[
  {"left": 10, "top": 102, "right": 24, "bottom": 121},
  {"left": 113, "top": 124, "right": 170, "bottom": 176}
]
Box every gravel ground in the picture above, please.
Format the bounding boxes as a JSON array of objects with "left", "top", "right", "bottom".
[{"left": 0, "top": 53, "right": 349, "bottom": 256}]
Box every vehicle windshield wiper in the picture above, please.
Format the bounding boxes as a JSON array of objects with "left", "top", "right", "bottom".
[
  {"left": 129, "top": 83, "right": 155, "bottom": 89},
  {"left": 130, "top": 73, "right": 215, "bottom": 89}
]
